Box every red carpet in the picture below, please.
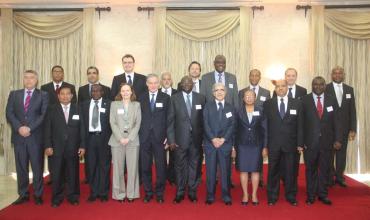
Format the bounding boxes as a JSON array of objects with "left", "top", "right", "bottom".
[{"left": 0, "top": 164, "right": 369, "bottom": 220}]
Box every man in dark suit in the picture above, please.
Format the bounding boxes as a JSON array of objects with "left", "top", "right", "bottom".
[
  {"left": 238, "top": 68, "right": 270, "bottom": 187},
  {"left": 167, "top": 76, "right": 206, "bottom": 204},
  {"left": 6, "top": 70, "right": 49, "bottom": 205},
  {"left": 80, "top": 84, "right": 111, "bottom": 203},
  {"left": 203, "top": 83, "right": 236, "bottom": 206},
  {"left": 44, "top": 86, "right": 85, "bottom": 207},
  {"left": 78, "top": 66, "right": 111, "bottom": 103},
  {"left": 326, "top": 66, "right": 357, "bottom": 187},
  {"left": 138, "top": 74, "right": 170, "bottom": 203},
  {"left": 264, "top": 79, "right": 304, "bottom": 206},
  {"left": 177, "top": 61, "right": 202, "bottom": 93},
  {"left": 302, "top": 76, "right": 342, "bottom": 206},
  {"left": 78, "top": 66, "right": 110, "bottom": 184},
  {"left": 41, "top": 65, "right": 77, "bottom": 184},
  {"left": 160, "top": 72, "right": 178, "bottom": 185},
  {"left": 110, "top": 54, "right": 147, "bottom": 99}
]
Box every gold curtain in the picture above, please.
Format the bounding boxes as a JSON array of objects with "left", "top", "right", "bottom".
[
  {"left": 0, "top": 8, "right": 95, "bottom": 175},
  {"left": 153, "top": 7, "right": 252, "bottom": 88},
  {"left": 310, "top": 6, "right": 370, "bottom": 174}
]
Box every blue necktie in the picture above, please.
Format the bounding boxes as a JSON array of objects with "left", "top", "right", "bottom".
[
  {"left": 186, "top": 94, "right": 192, "bottom": 117},
  {"left": 150, "top": 93, "right": 155, "bottom": 112},
  {"left": 218, "top": 102, "right": 223, "bottom": 122},
  {"left": 218, "top": 73, "right": 223, "bottom": 83},
  {"left": 279, "top": 98, "right": 285, "bottom": 119},
  {"left": 127, "top": 75, "right": 133, "bottom": 85},
  {"left": 288, "top": 88, "right": 293, "bottom": 98}
]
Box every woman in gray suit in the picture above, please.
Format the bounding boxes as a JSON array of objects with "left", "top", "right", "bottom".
[{"left": 109, "top": 83, "right": 141, "bottom": 203}]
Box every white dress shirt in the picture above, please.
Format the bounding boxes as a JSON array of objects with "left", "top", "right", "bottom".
[
  {"left": 276, "top": 95, "right": 288, "bottom": 113},
  {"left": 333, "top": 82, "right": 343, "bottom": 107},
  {"left": 288, "top": 84, "right": 297, "bottom": 98},
  {"left": 215, "top": 99, "right": 225, "bottom": 110},
  {"left": 89, "top": 98, "right": 102, "bottom": 132},
  {"left": 313, "top": 93, "right": 325, "bottom": 108},
  {"left": 125, "top": 72, "right": 134, "bottom": 83},
  {"left": 53, "top": 81, "right": 63, "bottom": 91},
  {"left": 23, "top": 88, "right": 35, "bottom": 104},
  {"left": 214, "top": 71, "right": 225, "bottom": 85},
  {"left": 249, "top": 84, "right": 260, "bottom": 96},
  {"left": 161, "top": 87, "right": 172, "bottom": 96},
  {"left": 192, "top": 79, "right": 200, "bottom": 93}
]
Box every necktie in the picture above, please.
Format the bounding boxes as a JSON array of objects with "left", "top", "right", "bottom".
[
  {"left": 55, "top": 84, "right": 60, "bottom": 94},
  {"left": 92, "top": 100, "right": 99, "bottom": 129},
  {"left": 288, "top": 88, "right": 293, "bottom": 98},
  {"left": 164, "top": 88, "right": 168, "bottom": 95},
  {"left": 336, "top": 84, "right": 343, "bottom": 107},
  {"left": 24, "top": 90, "right": 32, "bottom": 112},
  {"left": 218, "top": 73, "right": 222, "bottom": 83},
  {"left": 279, "top": 98, "right": 285, "bottom": 119},
  {"left": 317, "top": 96, "right": 323, "bottom": 119},
  {"left": 150, "top": 93, "right": 155, "bottom": 112},
  {"left": 218, "top": 102, "right": 223, "bottom": 122},
  {"left": 127, "top": 75, "right": 133, "bottom": 85},
  {"left": 63, "top": 105, "right": 69, "bottom": 123},
  {"left": 192, "top": 82, "right": 197, "bottom": 92},
  {"left": 186, "top": 94, "right": 192, "bottom": 117},
  {"left": 89, "top": 84, "right": 92, "bottom": 97}
]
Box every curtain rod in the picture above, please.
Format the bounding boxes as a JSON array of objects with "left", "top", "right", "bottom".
[
  {"left": 324, "top": 4, "right": 370, "bottom": 9},
  {"left": 166, "top": 7, "right": 240, "bottom": 10},
  {"left": 12, "top": 7, "right": 111, "bottom": 12}
]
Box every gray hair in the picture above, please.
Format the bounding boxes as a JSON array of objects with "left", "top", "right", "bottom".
[
  {"left": 24, "top": 70, "right": 38, "bottom": 78},
  {"left": 146, "top": 73, "right": 159, "bottom": 82},
  {"left": 160, "top": 72, "right": 172, "bottom": 79},
  {"left": 212, "top": 83, "right": 226, "bottom": 92}
]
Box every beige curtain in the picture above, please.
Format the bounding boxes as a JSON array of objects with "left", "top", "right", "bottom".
[
  {"left": 310, "top": 6, "right": 370, "bottom": 174},
  {"left": 0, "top": 8, "right": 95, "bottom": 175},
  {"left": 154, "top": 7, "right": 252, "bottom": 88}
]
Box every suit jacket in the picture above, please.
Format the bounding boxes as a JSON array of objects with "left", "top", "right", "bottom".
[
  {"left": 200, "top": 72, "right": 239, "bottom": 108},
  {"left": 203, "top": 101, "right": 236, "bottom": 147},
  {"left": 302, "top": 93, "right": 342, "bottom": 150},
  {"left": 177, "top": 80, "right": 201, "bottom": 92},
  {"left": 80, "top": 98, "right": 112, "bottom": 146},
  {"left": 235, "top": 106, "right": 267, "bottom": 148},
  {"left": 326, "top": 82, "right": 357, "bottom": 134},
  {"left": 78, "top": 83, "right": 111, "bottom": 104},
  {"left": 108, "top": 101, "right": 141, "bottom": 147},
  {"left": 44, "top": 103, "right": 85, "bottom": 156},
  {"left": 161, "top": 87, "right": 178, "bottom": 97},
  {"left": 6, "top": 89, "right": 49, "bottom": 145},
  {"left": 239, "top": 86, "right": 271, "bottom": 109},
  {"left": 273, "top": 84, "right": 307, "bottom": 100},
  {"left": 263, "top": 97, "right": 304, "bottom": 152},
  {"left": 167, "top": 92, "right": 206, "bottom": 148},
  {"left": 138, "top": 91, "right": 170, "bottom": 143},
  {"left": 41, "top": 81, "right": 77, "bottom": 105},
  {"left": 110, "top": 73, "right": 147, "bottom": 100}
]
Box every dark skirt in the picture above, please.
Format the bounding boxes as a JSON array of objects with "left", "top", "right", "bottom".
[{"left": 236, "top": 144, "right": 263, "bottom": 172}]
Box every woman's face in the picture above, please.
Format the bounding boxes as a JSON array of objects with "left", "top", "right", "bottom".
[
  {"left": 243, "top": 90, "right": 256, "bottom": 105},
  {"left": 120, "top": 85, "right": 132, "bottom": 100}
]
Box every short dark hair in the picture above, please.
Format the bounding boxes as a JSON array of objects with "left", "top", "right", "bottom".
[
  {"left": 121, "top": 54, "right": 135, "bottom": 63},
  {"left": 58, "top": 85, "right": 72, "bottom": 94},
  {"left": 188, "top": 61, "right": 201, "bottom": 72},
  {"left": 51, "top": 65, "right": 64, "bottom": 72},
  {"left": 87, "top": 66, "right": 99, "bottom": 75}
]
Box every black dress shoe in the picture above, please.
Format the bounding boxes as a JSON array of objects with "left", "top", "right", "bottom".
[
  {"left": 156, "top": 197, "right": 164, "bottom": 204},
  {"left": 268, "top": 200, "right": 276, "bottom": 206},
  {"left": 288, "top": 200, "right": 298, "bottom": 206},
  {"left": 34, "top": 196, "right": 43, "bottom": 205},
  {"left": 12, "top": 196, "right": 30, "bottom": 205},
  {"left": 87, "top": 196, "right": 97, "bottom": 202},
  {"left": 188, "top": 195, "right": 198, "bottom": 203},
  {"left": 318, "top": 197, "right": 332, "bottom": 205},
  {"left": 252, "top": 201, "right": 259, "bottom": 206},
  {"left": 127, "top": 198, "right": 135, "bottom": 203},
  {"left": 51, "top": 202, "right": 61, "bottom": 208},
  {"left": 173, "top": 196, "right": 184, "bottom": 204},
  {"left": 241, "top": 201, "right": 248, "bottom": 206},
  {"left": 306, "top": 198, "right": 315, "bottom": 205},
  {"left": 100, "top": 195, "right": 108, "bottom": 202},
  {"left": 205, "top": 200, "right": 214, "bottom": 205},
  {"left": 143, "top": 195, "right": 153, "bottom": 203},
  {"left": 336, "top": 180, "right": 347, "bottom": 187},
  {"left": 225, "top": 201, "right": 232, "bottom": 206},
  {"left": 68, "top": 199, "right": 79, "bottom": 205}
]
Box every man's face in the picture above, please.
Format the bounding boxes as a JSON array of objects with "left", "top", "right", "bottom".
[
  {"left": 181, "top": 77, "right": 194, "bottom": 93},
  {"left": 214, "top": 57, "right": 226, "bottom": 73},
  {"left": 122, "top": 57, "right": 135, "bottom": 73},
  {"left": 147, "top": 77, "right": 160, "bottom": 93},
  {"left": 58, "top": 88, "right": 73, "bottom": 105},
  {"left": 275, "top": 80, "right": 288, "bottom": 97},
  {"left": 23, "top": 72, "right": 38, "bottom": 89},
  {"left": 52, "top": 67, "right": 64, "bottom": 83},
  {"left": 87, "top": 69, "right": 99, "bottom": 84},
  {"left": 332, "top": 69, "right": 345, "bottom": 83},
  {"left": 249, "top": 71, "right": 261, "bottom": 86},
  {"left": 312, "top": 78, "right": 326, "bottom": 96},
  {"left": 161, "top": 74, "right": 172, "bottom": 89},
  {"left": 213, "top": 85, "right": 226, "bottom": 102},
  {"left": 189, "top": 63, "right": 201, "bottom": 79},
  {"left": 285, "top": 69, "right": 297, "bottom": 86},
  {"left": 91, "top": 85, "right": 103, "bottom": 100}
]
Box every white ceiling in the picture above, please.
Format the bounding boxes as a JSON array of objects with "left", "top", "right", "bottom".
[{"left": 0, "top": 0, "right": 369, "bottom": 8}]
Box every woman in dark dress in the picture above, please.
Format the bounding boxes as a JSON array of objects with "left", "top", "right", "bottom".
[{"left": 236, "top": 89, "right": 268, "bottom": 206}]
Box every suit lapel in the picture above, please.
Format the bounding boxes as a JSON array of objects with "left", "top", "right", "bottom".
[{"left": 309, "top": 95, "right": 320, "bottom": 120}]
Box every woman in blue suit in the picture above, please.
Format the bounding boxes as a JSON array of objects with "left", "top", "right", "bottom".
[{"left": 236, "top": 89, "right": 267, "bottom": 206}]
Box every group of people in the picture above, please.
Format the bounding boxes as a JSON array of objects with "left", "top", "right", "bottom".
[{"left": 5, "top": 54, "right": 356, "bottom": 208}]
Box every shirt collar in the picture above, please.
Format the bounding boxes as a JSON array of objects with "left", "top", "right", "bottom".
[
  {"left": 25, "top": 88, "right": 35, "bottom": 93},
  {"left": 91, "top": 97, "right": 102, "bottom": 103},
  {"left": 215, "top": 99, "right": 225, "bottom": 106},
  {"left": 249, "top": 84, "right": 259, "bottom": 90},
  {"left": 333, "top": 82, "right": 343, "bottom": 87},
  {"left": 215, "top": 71, "right": 225, "bottom": 76},
  {"left": 61, "top": 103, "right": 71, "bottom": 109},
  {"left": 313, "top": 92, "right": 325, "bottom": 99},
  {"left": 183, "top": 91, "right": 192, "bottom": 97},
  {"left": 288, "top": 84, "right": 296, "bottom": 90},
  {"left": 161, "top": 87, "right": 171, "bottom": 92},
  {"left": 53, "top": 81, "right": 63, "bottom": 87},
  {"left": 150, "top": 90, "right": 158, "bottom": 96}
]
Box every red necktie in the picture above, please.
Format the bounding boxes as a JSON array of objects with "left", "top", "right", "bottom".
[
  {"left": 24, "top": 90, "right": 32, "bottom": 112},
  {"left": 55, "top": 84, "right": 60, "bottom": 94},
  {"left": 317, "top": 96, "right": 323, "bottom": 119}
]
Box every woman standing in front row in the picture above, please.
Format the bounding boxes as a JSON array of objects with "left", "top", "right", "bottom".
[
  {"left": 236, "top": 89, "right": 268, "bottom": 206},
  {"left": 109, "top": 83, "right": 141, "bottom": 203}
]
